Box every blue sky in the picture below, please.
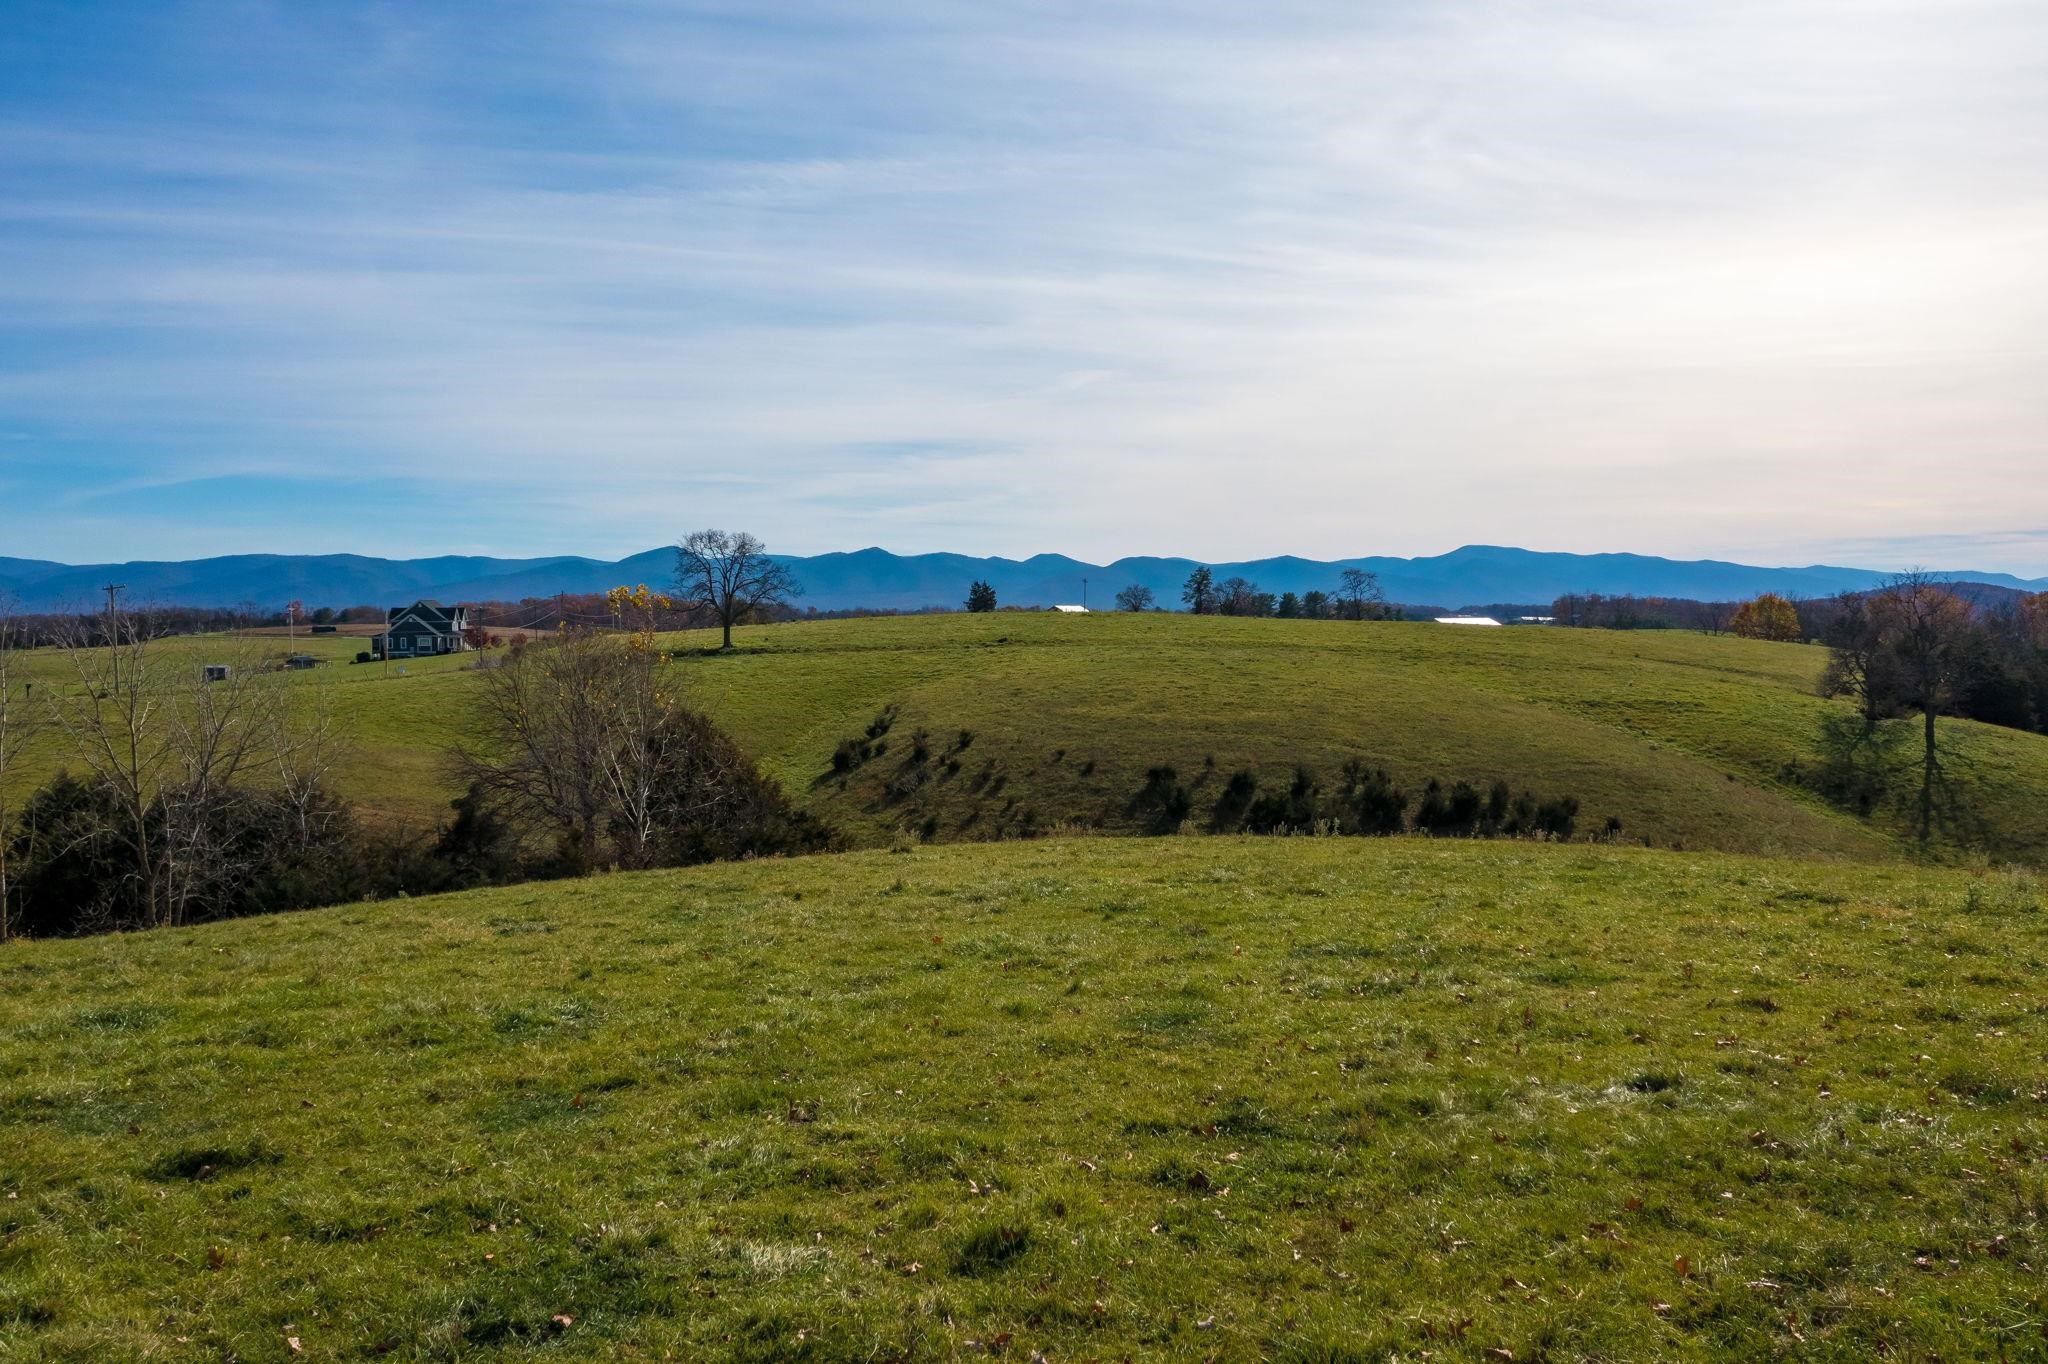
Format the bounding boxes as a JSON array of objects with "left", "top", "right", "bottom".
[{"left": 2, "top": 1, "right": 2045, "bottom": 572}]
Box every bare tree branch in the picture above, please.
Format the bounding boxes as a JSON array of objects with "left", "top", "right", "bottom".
[{"left": 675, "top": 529, "right": 801, "bottom": 650}]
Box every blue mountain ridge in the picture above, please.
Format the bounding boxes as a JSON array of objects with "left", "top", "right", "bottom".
[{"left": 1, "top": 545, "right": 2041, "bottom": 614}]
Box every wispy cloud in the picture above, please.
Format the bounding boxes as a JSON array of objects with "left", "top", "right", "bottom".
[{"left": 0, "top": 0, "right": 2044, "bottom": 571}]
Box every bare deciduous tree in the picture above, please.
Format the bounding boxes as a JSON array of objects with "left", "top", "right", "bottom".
[
  {"left": 49, "top": 598, "right": 175, "bottom": 927},
  {"left": 1819, "top": 574, "right": 1974, "bottom": 842},
  {"left": 590, "top": 650, "right": 691, "bottom": 871},
  {"left": 1215, "top": 576, "right": 1263, "bottom": 616},
  {"left": 675, "top": 530, "right": 800, "bottom": 650},
  {"left": 461, "top": 633, "right": 621, "bottom": 870},
  {"left": 458, "top": 631, "right": 816, "bottom": 872},
  {"left": 269, "top": 677, "right": 353, "bottom": 852},
  {"left": 1819, "top": 594, "right": 1900, "bottom": 732},
  {"left": 460, "top": 632, "right": 711, "bottom": 870},
  {"left": 1113, "top": 584, "right": 1154, "bottom": 612},
  {"left": 46, "top": 601, "right": 286, "bottom": 929},
  {"left": 1873, "top": 573, "right": 1972, "bottom": 843},
  {"left": 1338, "top": 568, "right": 1388, "bottom": 621}
]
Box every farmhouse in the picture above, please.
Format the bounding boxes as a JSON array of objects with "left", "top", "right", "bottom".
[{"left": 372, "top": 601, "right": 470, "bottom": 659}]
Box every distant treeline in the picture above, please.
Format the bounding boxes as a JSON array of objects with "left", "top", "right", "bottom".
[
  {"left": 1551, "top": 593, "right": 1739, "bottom": 632},
  {"left": 6, "top": 596, "right": 976, "bottom": 647},
  {"left": 1, "top": 603, "right": 388, "bottom": 647}
]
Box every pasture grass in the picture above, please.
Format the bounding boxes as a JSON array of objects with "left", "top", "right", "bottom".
[
  {"left": 4, "top": 836, "right": 2047, "bottom": 1360},
  {"left": 10, "top": 612, "right": 2048, "bottom": 862}
]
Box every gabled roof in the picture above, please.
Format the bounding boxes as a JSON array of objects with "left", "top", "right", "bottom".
[{"left": 388, "top": 599, "right": 467, "bottom": 630}]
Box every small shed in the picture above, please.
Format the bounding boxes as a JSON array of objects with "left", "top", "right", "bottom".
[
  {"left": 285, "top": 654, "right": 320, "bottom": 670},
  {"left": 202, "top": 664, "right": 231, "bottom": 683}
]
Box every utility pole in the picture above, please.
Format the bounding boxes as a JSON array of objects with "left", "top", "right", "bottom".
[
  {"left": 1082, "top": 577, "right": 1088, "bottom": 610},
  {"left": 101, "top": 582, "right": 125, "bottom": 688}
]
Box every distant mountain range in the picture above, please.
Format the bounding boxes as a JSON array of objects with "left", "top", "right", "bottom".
[{"left": 2, "top": 545, "right": 2042, "bottom": 615}]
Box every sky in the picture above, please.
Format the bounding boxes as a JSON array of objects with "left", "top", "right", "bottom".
[{"left": 1, "top": 1, "right": 2045, "bottom": 572}]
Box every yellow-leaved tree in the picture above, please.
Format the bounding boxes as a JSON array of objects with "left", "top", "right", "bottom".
[
  {"left": 606, "top": 584, "right": 673, "bottom": 653},
  {"left": 1730, "top": 592, "right": 1801, "bottom": 642}
]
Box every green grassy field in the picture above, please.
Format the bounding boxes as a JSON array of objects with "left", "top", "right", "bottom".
[
  {"left": 4, "top": 837, "right": 2045, "bottom": 1360},
  {"left": 11, "top": 613, "right": 2048, "bottom": 862}
]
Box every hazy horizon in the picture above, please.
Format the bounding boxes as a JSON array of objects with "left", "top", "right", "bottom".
[
  {"left": 3, "top": 538, "right": 2044, "bottom": 585},
  {"left": 4, "top": 2, "right": 2045, "bottom": 572}
]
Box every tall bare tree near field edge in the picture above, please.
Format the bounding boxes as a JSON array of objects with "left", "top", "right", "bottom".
[
  {"left": 1877, "top": 572, "right": 1972, "bottom": 843},
  {"left": 1818, "top": 572, "right": 1973, "bottom": 843},
  {"left": 675, "top": 530, "right": 801, "bottom": 650},
  {"left": 46, "top": 597, "right": 305, "bottom": 929}
]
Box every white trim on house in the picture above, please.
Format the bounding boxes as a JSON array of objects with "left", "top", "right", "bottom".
[{"left": 374, "top": 601, "right": 471, "bottom": 659}]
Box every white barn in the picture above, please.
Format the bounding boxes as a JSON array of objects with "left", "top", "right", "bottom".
[{"left": 1434, "top": 615, "right": 1502, "bottom": 627}]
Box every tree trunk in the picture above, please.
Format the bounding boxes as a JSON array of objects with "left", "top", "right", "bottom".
[
  {"left": 721, "top": 617, "right": 733, "bottom": 650},
  {"left": 1920, "top": 702, "right": 1936, "bottom": 843}
]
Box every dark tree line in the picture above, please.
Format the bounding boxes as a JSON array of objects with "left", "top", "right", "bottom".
[
  {"left": 1550, "top": 593, "right": 1737, "bottom": 632},
  {"left": 1175, "top": 566, "right": 1395, "bottom": 619},
  {"left": 0, "top": 603, "right": 388, "bottom": 648}
]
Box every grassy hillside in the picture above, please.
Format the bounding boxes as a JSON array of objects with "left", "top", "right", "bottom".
[
  {"left": 12, "top": 614, "right": 2048, "bottom": 861},
  {"left": 631, "top": 614, "right": 2046, "bottom": 863},
  {"left": 4, "top": 837, "right": 2045, "bottom": 1360}
]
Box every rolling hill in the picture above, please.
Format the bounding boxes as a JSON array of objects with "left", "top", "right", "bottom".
[
  {"left": 11, "top": 612, "right": 2048, "bottom": 864},
  {"left": 4, "top": 544, "right": 2043, "bottom": 614}
]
